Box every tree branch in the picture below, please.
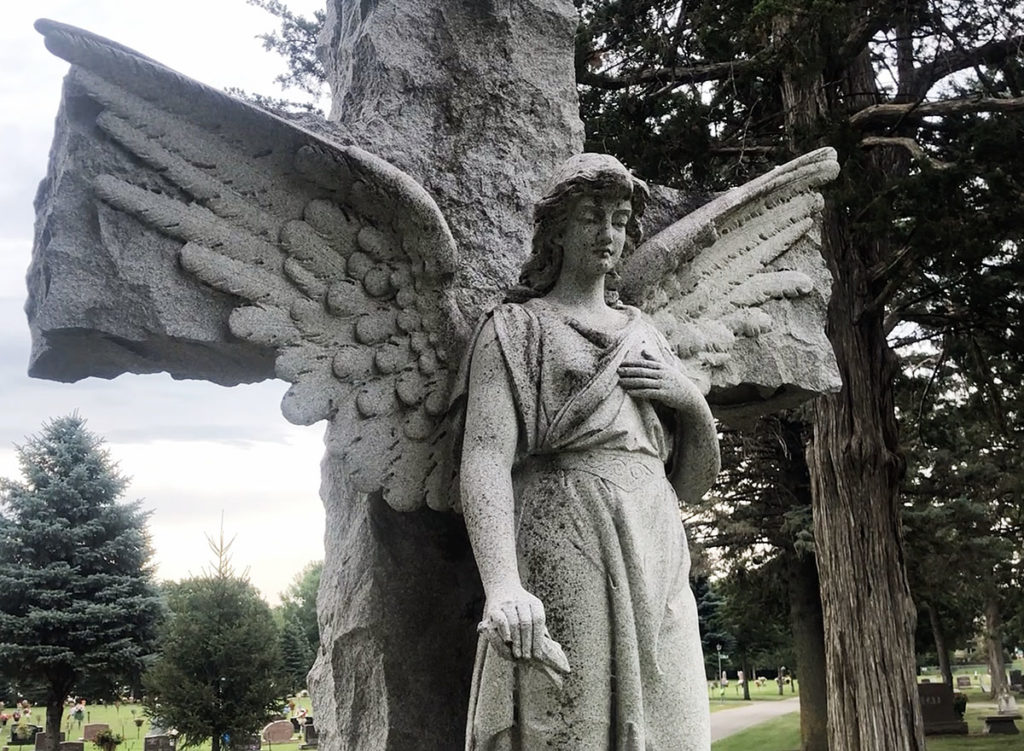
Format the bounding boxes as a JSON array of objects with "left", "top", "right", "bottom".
[
  {"left": 910, "top": 35, "right": 1024, "bottom": 99},
  {"left": 859, "top": 136, "right": 951, "bottom": 169},
  {"left": 578, "top": 58, "right": 762, "bottom": 90},
  {"left": 837, "top": 10, "right": 892, "bottom": 63},
  {"left": 850, "top": 96, "right": 1024, "bottom": 128},
  {"left": 706, "top": 144, "right": 779, "bottom": 156}
]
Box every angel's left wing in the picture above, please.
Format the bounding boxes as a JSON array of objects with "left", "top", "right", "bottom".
[
  {"left": 33, "top": 19, "right": 467, "bottom": 511},
  {"left": 619, "top": 148, "right": 842, "bottom": 422}
]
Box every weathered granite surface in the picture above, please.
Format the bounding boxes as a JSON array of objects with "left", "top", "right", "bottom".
[
  {"left": 310, "top": 3, "right": 583, "bottom": 748},
  {"left": 460, "top": 153, "right": 718, "bottom": 748},
  {"left": 321, "top": 0, "right": 584, "bottom": 310},
  {"left": 30, "top": 78, "right": 275, "bottom": 384}
]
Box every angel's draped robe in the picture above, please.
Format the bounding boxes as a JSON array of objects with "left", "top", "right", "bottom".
[{"left": 463, "top": 300, "right": 711, "bottom": 751}]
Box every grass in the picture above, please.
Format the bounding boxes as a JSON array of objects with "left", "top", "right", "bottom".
[
  {"left": 711, "top": 713, "right": 801, "bottom": 751},
  {"left": 0, "top": 696, "right": 314, "bottom": 751},
  {"left": 708, "top": 678, "right": 800, "bottom": 705},
  {"left": 710, "top": 699, "right": 1024, "bottom": 750}
]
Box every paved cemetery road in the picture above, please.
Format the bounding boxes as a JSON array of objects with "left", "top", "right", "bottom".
[{"left": 710, "top": 698, "right": 801, "bottom": 741}]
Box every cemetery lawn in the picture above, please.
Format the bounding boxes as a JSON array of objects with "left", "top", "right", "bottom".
[
  {"left": 2, "top": 696, "right": 313, "bottom": 751},
  {"left": 710, "top": 704, "right": 1024, "bottom": 750},
  {"left": 708, "top": 679, "right": 800, "bottom": 712}
]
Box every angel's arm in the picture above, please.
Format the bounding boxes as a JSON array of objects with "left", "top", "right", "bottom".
[
  {"left": 460, "top": 320, "right": 546, "bottom": 661},
  {"left": 668, "top": 394, "right": 720, "bottom": 504},
  {"left": 617, "top": 350, "right": 720, "bottom": 503}
]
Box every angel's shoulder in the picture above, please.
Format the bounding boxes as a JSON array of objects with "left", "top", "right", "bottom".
[
  {"left": 486, "top": 300, "right": 541, "bottom": 331},
  {"left": 468, "top": 301, "right": 541, "bottom": 367}
]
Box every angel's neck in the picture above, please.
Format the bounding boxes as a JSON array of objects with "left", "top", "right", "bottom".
[{"left": 544, "top": 275, "right": 608, "bottom": 312}]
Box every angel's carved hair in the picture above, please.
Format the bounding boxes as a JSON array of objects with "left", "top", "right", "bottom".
[{"left": 507, "top": 153, "right": 650, "bottom": 305}]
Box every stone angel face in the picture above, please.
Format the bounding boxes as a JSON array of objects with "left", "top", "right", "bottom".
[
  {"left": 31, "top": 20, "right": 840, "bottom": 515},
  {"left": 513, "top": 153, "right": 648, "bottom": 305}
]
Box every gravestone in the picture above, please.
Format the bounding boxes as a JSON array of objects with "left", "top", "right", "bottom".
[
  {"left": 143, "top": 736, "right": 175, "bottom": 751},
  {"left": 985, "top": 691, "right": 1021, "bottom": 734},
  {"left": 234, "top": 736, "right": 262, "bottom": 751},
  {"left": 59, "top": 742, "right": 84, "bottom": 751},
  {"left": 261, "top": 721, "right": 294, "bottom": 744},
  {"left": 80, "top": 725, "right": 107, "bottom": 743},
  {"left": 9, "top": 727, "right": 39, "bottom": 747},
  {"left": 956, "top": 676, "right": 972, "bottom": 689},
  {"left": 34, "top": 732, "right": 64, "bottom": 751},
  {"left": 918, "top": 684, "right": 968, "bottom": 735},
  {"left": 29, "top": 2, "right": 837, "bottom": 749},
  {"left": 1010, "top": 669, "right": 1023, "bottom": 690},
  {"left": 30, "top": 5, "right": 582, "bottom": 748},
  {"left": 301, "top": 723, "right": 318, "bottom": 749}
]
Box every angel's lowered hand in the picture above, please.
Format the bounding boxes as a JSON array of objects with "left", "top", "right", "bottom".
[{"left": 478, "top": 589, "right": 571, "bottom": 689}]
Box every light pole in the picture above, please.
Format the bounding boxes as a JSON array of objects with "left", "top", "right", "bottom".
[{"left": 716, "top": 644, "right": 723, "bottom": 701}]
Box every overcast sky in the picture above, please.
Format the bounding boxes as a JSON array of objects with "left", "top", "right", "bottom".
[{"left": 0, "top": 1, "right": 330, "bottom": 604}]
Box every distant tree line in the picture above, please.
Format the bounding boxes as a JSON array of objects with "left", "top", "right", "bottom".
[{"left": 0, "top": 415, "right": 323, "bottom": 751}]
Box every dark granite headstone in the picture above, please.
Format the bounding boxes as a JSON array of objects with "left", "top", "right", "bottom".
[
  {"left": 918, "top": 683, "right": 968, "bottom": 735},
  {"left": 231, "top": 735, "right": 261, "bottom": 751},
  {"left": 956, "top": 676, "right": 972, "bottom": 689},
  {"left": 1010, "top": 670, "right": 1023, "bottom": 690},
  {"left": 60, "top": 742, "right": 85, "bottom": 751},
  {"left": 143, "top": 735, "right": 175, "bottom": 751},
  {"left": 34, "top": 731, "right": 64, "bottom": 750},
  {"left": 10, "top": 726, "right": 40, "bottom": 746},
  {"left": 984, "top": 714, "right": 1021, "bottom": 734},
  {"left": 302, "top": 722, "right": 317, "bottom": 747}
]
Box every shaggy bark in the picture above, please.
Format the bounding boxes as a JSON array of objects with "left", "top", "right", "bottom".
[
  {"left": 788, "top": 553, "right": 828, "bottom": 751},
  {"left": 791, "top": 17, "right": 927, "bottom": 751},
  {"left": 984, "top": 597, "right": 1009, "bottom": 698},
  {"left": 925, "top": 602, "right": 953, "bottom": 689}
]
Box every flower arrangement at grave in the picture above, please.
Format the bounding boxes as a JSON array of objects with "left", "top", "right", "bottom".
[
  {"left": 92, "top": 728, "right": 124, "bottom": 751},
  {"left": 952, "top": 692, "right": 968, "bottom": 720},
  {"left": 12, "top": 719, "right": 36, "bottom": 743}
]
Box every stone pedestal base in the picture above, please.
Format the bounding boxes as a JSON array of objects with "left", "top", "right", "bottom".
[{"left": 984, "top": 714, "right": 1021, "bottom": 734}]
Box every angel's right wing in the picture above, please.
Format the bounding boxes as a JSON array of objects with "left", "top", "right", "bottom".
[
  {"left": 35, "top": 20, "right": 467, "bottom": 511},
  {"left": 620, "top": 148, "right": 842, "bottom": 422}
]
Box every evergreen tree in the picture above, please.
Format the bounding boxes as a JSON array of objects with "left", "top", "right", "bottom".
[
  {"left": 692, "top": 576, "right": 734, "bottom": 679},
  {"left": 0, "top": 415, "right": 161, "bottom": 751},
  {"left": 143, "top": 534, "right": 282, "bottom": 751},
  {"left": 276, "top": 561, "right": 321, "bottom": 694}
]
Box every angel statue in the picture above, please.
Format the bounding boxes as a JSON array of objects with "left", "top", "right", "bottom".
[
  {"left": 458, "top": 154, "right": 719, "bottom": 749},
  {"left": 32, "top": 19, "right": 839, "bottom": 751}
]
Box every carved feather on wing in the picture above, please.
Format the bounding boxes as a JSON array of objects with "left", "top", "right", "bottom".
[
  {"left": 36, "top": 19, "right": 466, "bottom": 511},
  {"left": 620, "top": 148, "right": 842, "bottom": 420}
]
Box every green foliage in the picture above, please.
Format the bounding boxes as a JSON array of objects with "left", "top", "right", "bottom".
[
  {"left": 247, "top": 0, "right": 325, "bottom": 96},
  {"left": 143, "top": 543, "right": 282, "bottom": 751},
  {"left": 0, "top": 415, "right": 161, "bottom": 717},
  {"left": 231, "top": 0, "right": 327, "bottom": 114},
  {"left": 275, "top": 561, "right": 320, "bottom": 694},
  {"left": 693, "top": 576, "right": 734, "bottom": 677}
]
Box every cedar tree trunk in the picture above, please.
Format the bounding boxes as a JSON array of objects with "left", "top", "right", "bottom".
[
  {"left": 925, "top": 602, "right": 953, "bottom": 689},
  {"left": 788, "top": 552, "right": 828, "bottom": 751},
  {"left": 777, "top": 13, "right": 927, "bottom": 749},
  {"left": 984, "top": 597, "right": 1008, "bottom": 698}
]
